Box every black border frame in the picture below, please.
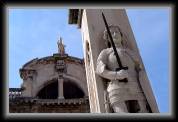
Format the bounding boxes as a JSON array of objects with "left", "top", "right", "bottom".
[{"left": 0, "top": 0, "right": 176, "bottom": 121}]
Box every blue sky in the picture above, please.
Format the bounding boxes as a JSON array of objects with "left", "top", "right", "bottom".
[{"left": 8, "top": 8, "right": 170, "bottom": 113}]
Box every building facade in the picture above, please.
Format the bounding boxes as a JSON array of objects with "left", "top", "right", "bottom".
[{"left": 9, "top": 38, "right": 90, "bottom": 113}]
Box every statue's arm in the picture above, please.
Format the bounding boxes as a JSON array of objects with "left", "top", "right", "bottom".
[
  {"left": 98, "top": 68, "right": 128, "bottom": 80},
  {"left": 96, "top": 49, "right": 128, "bottom": 80}
]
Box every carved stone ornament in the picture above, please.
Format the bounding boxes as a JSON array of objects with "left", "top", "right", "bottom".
[
  {"left": 55, "top": 59, "right": 66, "bottom": 74},
  {"left": 96, "top": 25, "right": 148, "bottom": 113},
  {"left": 20, "top": 69, "right": 37, "bottom": 81}
]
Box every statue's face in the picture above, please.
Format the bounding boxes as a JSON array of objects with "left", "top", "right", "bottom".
[{"left": 109, "top": 27, "right": 122, "bottom": 45}]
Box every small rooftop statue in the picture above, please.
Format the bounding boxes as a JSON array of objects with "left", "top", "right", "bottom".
[{"left": 57, "top": 37, "right": 65, "bottom": 55}]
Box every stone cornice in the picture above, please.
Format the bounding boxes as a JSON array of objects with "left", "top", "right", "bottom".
[
  {"left": 21, "top": 54, "right": 84, "bottom": 69},
  {"left": 9, "top": 97, "right": 89, "bottom": 106}
]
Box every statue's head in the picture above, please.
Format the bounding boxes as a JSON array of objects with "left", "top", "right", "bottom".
[{"left": 103, "top": 25, "right": 123, "bottom": 47}]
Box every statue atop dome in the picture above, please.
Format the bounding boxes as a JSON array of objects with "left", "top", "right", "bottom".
[{"left": 57, "top": 37, "right": 65, "bottom": 55}]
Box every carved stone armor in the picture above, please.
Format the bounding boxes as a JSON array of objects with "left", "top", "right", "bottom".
[{"left": 96, "top": 25, "right": 148, "bottom": 113}]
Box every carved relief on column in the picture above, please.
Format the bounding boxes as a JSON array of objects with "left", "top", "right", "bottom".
[
  {"left": 55, "top": 59, "right": 66, "bottom": 73},
  {"left": 95, "top": 24, "right": 152, "bottom": 113},
  {"left": 55, "top": 59, "right": 67, "bottom": 80},
  {"left": 55, "top": 58, "right": 66, "bottom": 99}
]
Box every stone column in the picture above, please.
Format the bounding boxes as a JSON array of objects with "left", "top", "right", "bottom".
[
  {"left": 58, "top": 77, "right": 64, "bottom": 99},
  {"left": 68, "top": 9, "right": 159, "bottom": 113}
]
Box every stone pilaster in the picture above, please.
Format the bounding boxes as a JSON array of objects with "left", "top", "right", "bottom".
[{"left": 58, "top": 77, "right": 64, "bottom": 99}]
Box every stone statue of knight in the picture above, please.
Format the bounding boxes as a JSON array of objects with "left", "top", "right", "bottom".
[{"left": 96, "top": 25, "right": 150, "bottom": 113}]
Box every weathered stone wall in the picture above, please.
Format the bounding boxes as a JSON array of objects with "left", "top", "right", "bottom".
[
  {"left": 78, "top": 9, "right": 159, "bottom": 113},
  {"left": 9, "top": 98, "right": 90, "bottom": 113},
  {"left": 20, "top": 55, "right": 88, "bottom": 98}
]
